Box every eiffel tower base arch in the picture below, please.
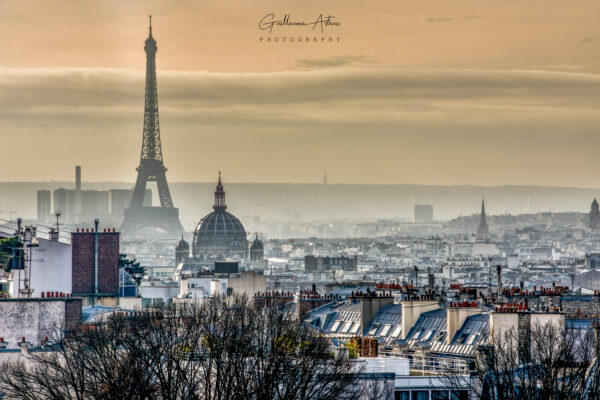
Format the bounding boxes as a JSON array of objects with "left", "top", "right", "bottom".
[{"left": 120, "top": 207, "right": 184, "bottom": 240}]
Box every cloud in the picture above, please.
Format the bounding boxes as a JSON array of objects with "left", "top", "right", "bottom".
[
  {"left": 0, "top": 66, "right": 598, "bottom": 185},
  {"left": 296, "top": 55, "right": 372, "bottom": 69},
  {"left": 0, "top": 67, "right": 598, "bottom": 128},
  {"left": 579, "top": 38, "right": 595, "bottom": 44},
  {"left": 427, "top": 17, "right": 452, "bottom": 23}
]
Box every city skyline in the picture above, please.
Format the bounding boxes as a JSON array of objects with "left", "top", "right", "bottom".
[
  {"left": 0, "top": 0, "right": 598, "bottom": 186},
  {"left": 1, "top": 3, "right": 600, "bottom": 398}
]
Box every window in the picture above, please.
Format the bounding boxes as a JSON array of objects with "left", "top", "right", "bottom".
[
  {"left": 341, "top": 321, "right": 353, "bottom": 334},
  {"left": 436, "top": 331, "right": 447, "bottom": 342},
  {"left": 395, "top": 391, "right": 409, "bottom": 400},
  {"left": 432, "top": 391, "right": 450, "bottom": 400},
  {"left": 456, "top": 332, "right": 469, "bottom": 344},
  {"left": 350, "top": 323, "right": 360, "bottom": 334},
  {"left": 467, "top": 333, "right": 480, "bottom": 345},
  {"left": 422, "top": 330, "right": 434, "bottom": 341},
  {"left": 411, "top": 329, "right": 423, "bottom": 340},
  {"left": 411, "top": 391, "right": 429, "bottom": 400},
  {"left": 391, "top": 325, "right": 402, "bottom": 338},
  {"left": 368, "top": 323, "right": 380, "bottom": 335},
  {"left": 330, "top": 320, "right": 341, "bottom": 332},
  {"left": 450, "top": 390, "right": 468, "bottom": 400},
  {"left": 379, "top": 324, "right": 392, "bottom": 336}
]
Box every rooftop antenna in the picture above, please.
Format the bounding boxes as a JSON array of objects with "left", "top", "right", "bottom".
[{"left": 149, "top": 15, "right": 152, "bottom": 36}]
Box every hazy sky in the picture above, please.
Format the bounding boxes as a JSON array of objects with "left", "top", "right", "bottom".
[{"left": 0, "top": 0, "right": 598, "bottom": 186}]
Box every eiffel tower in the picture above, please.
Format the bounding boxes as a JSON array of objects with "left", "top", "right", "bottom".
[{"left": 120, "top": 16, "right": 184, "bottom": 239}]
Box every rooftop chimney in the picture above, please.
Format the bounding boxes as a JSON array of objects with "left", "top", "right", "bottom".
[
  {"left": 49, "top": 228, "right": 59, "bottom": 241},
  {"left": 401, "top": 298, "right": 440, "bottom": 339},
  {"left": 497, "top": 265, "right": 503, "bottom": 301},
  {"left": 447, "top": 302, "right": 482, "bottom": 344},
  {"left": 358, "top": 294, "right": 394, "bottom": 336}
]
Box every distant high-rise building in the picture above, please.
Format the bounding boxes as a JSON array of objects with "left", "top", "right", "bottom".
[
  {"left": 80, "top": 190, "right": 109, "bottom": 216},
  {"left": 54, "top": 188, "right": 76, "bottom": 223},
  {"left": 323, "top": 172, "right": 328, "bottom": 184},
  {"left": 36, "top": 190, "right": 51, "bottom": 223},
  {"left": 414, "top": 204, "right": 434, "bottom": 224},
  {"left": 476, "top": 198, "right": 489, "bottom": 241},
  {"left": 54, "top": 186, "right": 116, "bottom": 223},
  {"left": 590, "top": 199, "right": 599, "bottom": 230},
  {"left": 109, "top": 189, "right": 152, "bottom": 217},
  {"left": 304, "top": 255, "right": 357, "bottom": 273}
]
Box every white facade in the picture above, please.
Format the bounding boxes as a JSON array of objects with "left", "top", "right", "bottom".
[
  {"left": 451, "top": 242, "right": 500, "bottom": 257},
  {"left": 139, "top": 281, "right": 180, "bottom": 302},
  {"left": 8, "top": 237, "right": 72, "bottom": 298},
  {"left": 228, "top": 271, "right": 267, "bottom": 296},
  {"left": 180, "top": 277, "right": 228, "bottom": 299}
]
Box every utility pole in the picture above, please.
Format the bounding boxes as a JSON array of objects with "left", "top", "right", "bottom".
[{"left": 55, "top": 212, "right": 61, "bottom": 236}]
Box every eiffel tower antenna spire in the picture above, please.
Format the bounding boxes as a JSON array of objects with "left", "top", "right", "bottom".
[{"left": 120, "top": 18, "right": 183, "bottom": 239}]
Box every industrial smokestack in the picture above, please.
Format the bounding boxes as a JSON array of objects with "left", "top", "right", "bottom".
[
  {"left": 75, "top": 166, "right": 81, "bottom": 191},
  {"left": 75, "top": 166, "right": 82, "bottom": 216}
]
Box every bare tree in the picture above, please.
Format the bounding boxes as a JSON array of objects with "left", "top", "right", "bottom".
[
  {"left": 444, "top": 320, "right": 600, "bottom": 399},
  {"left": 0, "top": 294, "right": 368, "bottom": 400}
]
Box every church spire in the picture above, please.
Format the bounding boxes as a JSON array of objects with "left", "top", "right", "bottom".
[
  {"left": 591, "top": 198, "right": 600, "bottom": 230},
  {"left": 213, "top": 171, "right": 227, "bottom": 210},
  {"left": 477, "top": 197, "right": 489, "bottom": 240}
]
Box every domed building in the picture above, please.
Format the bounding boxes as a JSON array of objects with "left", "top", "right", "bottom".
[
  {"left": 175, "top": 236, "right": 190, "bottom": 266},
  {"left": 192, "top": 173, "right": 248, "bottom": 260},
  {"left": 250, "top": 236, "right": 264, "bottom": 261}
]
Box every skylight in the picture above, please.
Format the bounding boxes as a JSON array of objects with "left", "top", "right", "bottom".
[
  {"left": 379, "top": 324, "right": 392, "bottom": 336},
  {"left": 467, "top": 333, "right": 480, "bottom": 345},
  {"left": 368, "top": 323, "right": 380, "bottom": 336},
  {"left": 422, "top": 330, "right": 434, "bottom": 341},
  {"left": 330, "top": 320, "right": 341, "bottom": 332},
  {"left": 341, "top": 321, "right": 353, "bottom": 334}
]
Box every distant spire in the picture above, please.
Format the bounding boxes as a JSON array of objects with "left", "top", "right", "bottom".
[
  {"left": 591, "top": 198, "right": 600, "bottom": 230},
  {"left": 480, "top": 197, "right": 486, "bottom": 218},
  {"left": 477, "top": 197, "right": 489, "bottom": 240},
  {"left": 214, "top": 172, "right": 227, "bottom": 211},
  {"left": 149, "top": 15, "right": 152, "bottom": 36}
]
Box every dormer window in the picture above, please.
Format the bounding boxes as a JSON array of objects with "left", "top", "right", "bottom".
[{"left": 368, "top": 323, "right": 380, "bottom": 336}]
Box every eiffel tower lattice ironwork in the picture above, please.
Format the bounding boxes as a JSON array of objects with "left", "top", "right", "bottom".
[{"left": 120, "top": 16, "right": 184, "bottom": 238}]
